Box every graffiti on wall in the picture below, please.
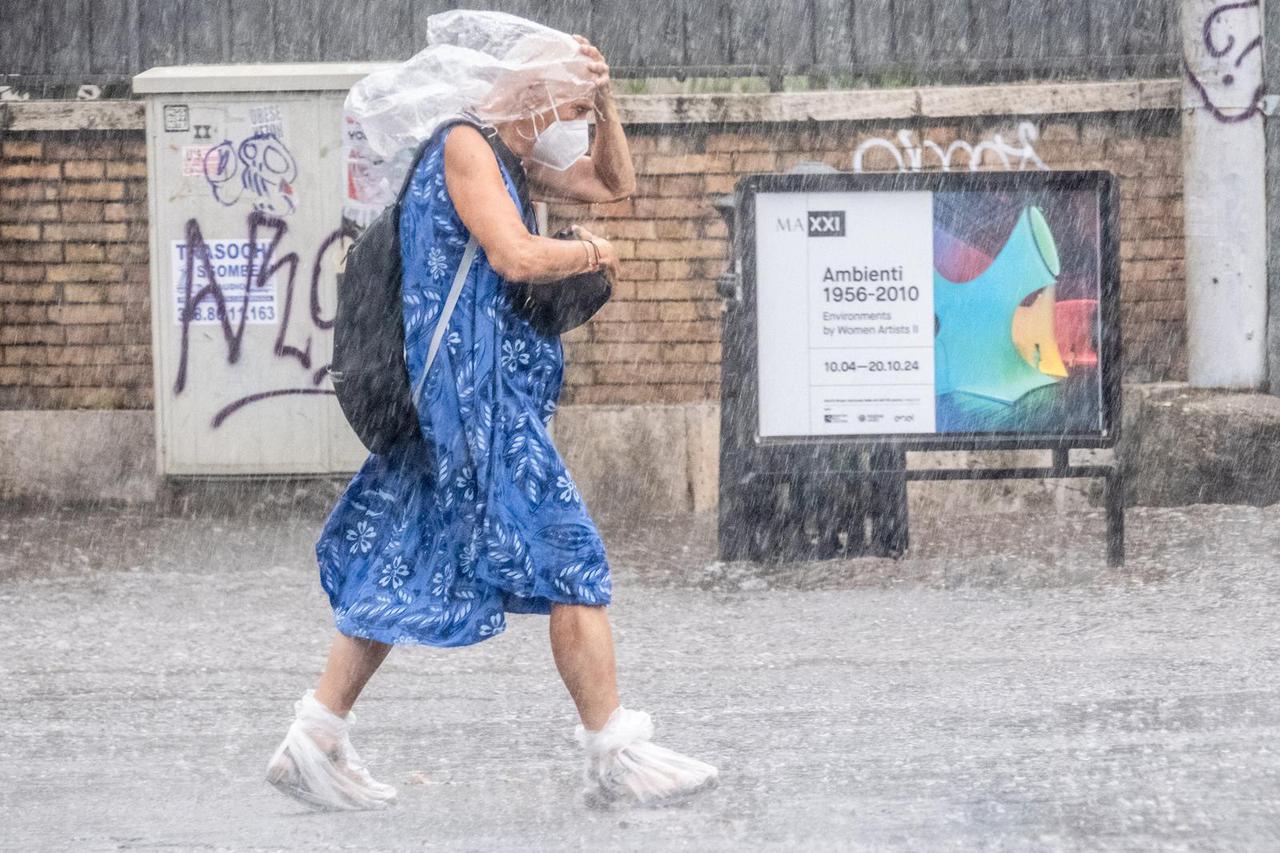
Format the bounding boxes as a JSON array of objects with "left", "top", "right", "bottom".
[
  {"left": 1184, "top": 0, "right": 1265, "bottom": 123},
  {"left": 852, "top": 122, "right": 1050, "bottom": 173},
  {"left": 173, "top": 210, "right": 348, "bottom": 427},
  {"left": 202, "top": 132, "right": 299, "bottom": 215}
]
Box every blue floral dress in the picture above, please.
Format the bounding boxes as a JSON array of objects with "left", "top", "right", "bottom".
[{"left": 314, "top": 124, "right": 612, "bottom": 648}]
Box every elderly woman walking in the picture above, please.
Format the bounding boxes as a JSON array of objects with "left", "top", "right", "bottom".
[{"left": 264, "top": 11, "right": 718, "bottom": 811}]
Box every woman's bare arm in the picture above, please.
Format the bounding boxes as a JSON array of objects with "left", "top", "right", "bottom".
[{"left": 444, "top": 124, "right": 617, "bottom": 283}]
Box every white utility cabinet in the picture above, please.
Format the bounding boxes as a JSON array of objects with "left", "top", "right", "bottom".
[{"left": 134, "top": 63, "right": 396, "bottom": 476}]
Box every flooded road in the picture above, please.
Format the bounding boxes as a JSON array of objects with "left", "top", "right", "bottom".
[{"left": 1, "top": 503, "right": 1278, "bottom": 851}]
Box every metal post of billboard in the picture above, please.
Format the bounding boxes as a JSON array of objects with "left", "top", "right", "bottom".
[
  {"left": 714, "top": 189, "right": 910, "bottom": 562},
  {"left": 1265, "top": 0, "right": 1280, "bottom": 395},
  {"left": 715, "top": 170, "right": 1125, "bottom": 568}
]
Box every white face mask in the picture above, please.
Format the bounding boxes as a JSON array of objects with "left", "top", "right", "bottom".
[{"left": 527, "top": 90, "right": 588, "bottom": 171}]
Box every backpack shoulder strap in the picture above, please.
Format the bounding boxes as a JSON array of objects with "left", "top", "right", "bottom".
[
  {"left": 410, "top": 235, "right": 478, "bottom": 405},
  {"left": 394, "top": 135, "right": 435, "bottom": 207},
  {"left": 395, "top": 116, "right": 487, "bottom": 207}
]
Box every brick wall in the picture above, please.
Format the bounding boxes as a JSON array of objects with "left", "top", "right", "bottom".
[
  {"left": 0, "top": 110, "right": 1183, "bottom": 411},
  {"left": 549, "top": 111, "right": 1185, "bottom": 405},
  {"left": 0, "top": 132, "right": 152, "bottom": 408}
]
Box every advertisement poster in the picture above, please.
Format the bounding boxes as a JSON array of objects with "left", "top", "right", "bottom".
[
  {"left": 341, "top": 114, "right": 414, "bottom": 233},
  {"left": 170, "top": 239, "right": 279, "bottom": 325},
  {"left": 754, "top": 188, "right": 1103, "bottom": 438}
]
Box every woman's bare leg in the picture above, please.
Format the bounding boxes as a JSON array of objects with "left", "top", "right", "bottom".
[
  {"left": 266, "top": 631, "right": 397, "bottom": 809},
  {"left": 552, "top": 603, "right": 718, "bottom": 805},
  {"left": 549, "top": 604, "right": 621, "bottom": 730},
  {"left": 313, "top": 632, "right": 393, "bottom": 717}
]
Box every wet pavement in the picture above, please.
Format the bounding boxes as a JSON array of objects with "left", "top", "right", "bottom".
[{"left": 1, "top": 501, "right": 1279, "bottom": 851}]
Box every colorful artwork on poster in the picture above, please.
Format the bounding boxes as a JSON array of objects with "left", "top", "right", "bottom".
[{"left": 754, "top": 187, "right": 1103, "bottom": 438}]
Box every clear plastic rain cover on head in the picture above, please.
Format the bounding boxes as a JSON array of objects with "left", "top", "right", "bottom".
[{"left": 345, "top": 9, "right": 595, "bottom": 158}]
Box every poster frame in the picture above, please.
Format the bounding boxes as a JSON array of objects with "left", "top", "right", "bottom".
[{"left": 737, "top": 169, "right": 1122, "bottom": 452}]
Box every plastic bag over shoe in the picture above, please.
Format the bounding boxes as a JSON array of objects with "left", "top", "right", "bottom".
[
  {"left": 575, "top": 707, "right": 720, "bottom": 808},
  {"left": 265, "top": 689, "right": 398, "bottom": 811}
]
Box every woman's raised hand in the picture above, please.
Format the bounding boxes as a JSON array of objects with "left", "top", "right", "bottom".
[{"left": 571, "top": 35, "right": 612, "bottom": 102}]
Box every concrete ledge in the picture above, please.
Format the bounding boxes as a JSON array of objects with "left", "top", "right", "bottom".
[
  {"left": 906, "top": 449, "right": 1107, "bottom": 515},
  {"left": 1122, "top": 383, "right": 1280, "bottom": 506},
  {"left": 2, "top": 78, "right": 1180, "bottom": 132},
  {"left": 621, "top": 78, "right": 1180, "bottom": 124},
  {"left": 0, "top": 409, "right": 156, "bottom": 504},
  {"left": 0, "top": 99, "right": 146, "bottom": 131},
  {"left": 549, "top": 402, "right": 718, "bottom": 515},
  {"left": 2, "top": 384, "right": 1278, "bottom": 514}
]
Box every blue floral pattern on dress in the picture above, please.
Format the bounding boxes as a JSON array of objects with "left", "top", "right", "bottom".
[{"left": 315, "top": 124, "right": 612, "bottom": 648}]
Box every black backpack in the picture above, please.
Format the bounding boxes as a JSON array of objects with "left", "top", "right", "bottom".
[
  {"left": 329, "top": 117, "right": 483, "bottom": 456},
  {"left": 330, "top": 116, "right": 583, "bottom": 457}
]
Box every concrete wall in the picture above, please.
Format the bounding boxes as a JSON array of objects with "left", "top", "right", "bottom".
[
  {"left": 4, "top": 388, "right": 1278, "bottom": 512},
  {"left": 5, "top": 81, "right": 1272, "bottom": 514},
  {"left": 0, "top": 409, "right": 154, "bottom": 503},
  {"left": 1123, "top": 383, "right": 1280, "bottom": 506},
  {"left": 549, "top": 402, "right": 719, "bottom": 515}
]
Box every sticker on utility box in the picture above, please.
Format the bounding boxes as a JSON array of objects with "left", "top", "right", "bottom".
[
  {"left": 181, "top": 145, "right": 213, "bottom": 177},
  {"left": 248, "top": 104, "right": 286, "bottom": 139},
  {"left": 171, "top": 239, "right": 279, "bottom": 325},
  {"left": 162, "top": 104, "right": 189, "bottom": 132}
]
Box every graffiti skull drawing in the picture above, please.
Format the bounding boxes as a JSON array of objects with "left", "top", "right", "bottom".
[{"left": 202, "top": 131, "right": 299, "bottom": 215}]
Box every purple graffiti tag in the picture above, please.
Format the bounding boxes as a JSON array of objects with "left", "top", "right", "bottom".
[
  {"left": 250, "top": 212, "right": 312, "bottom": 369},
  {"left": 174, "top": 210, "right": 350, "bottom": 427},
  {"left": 173, "top": 216, "right": 260, "bottom": 393},
  {"left": 309, "top": 228, "right": 342, "bottom": 331},
  {"left": 202, "top": 141, "right": 240, "bottom": 206},
  {"left": 202, "top": 132, "right": 298, "bottom": 214},
  {"left": 1184, "top": 0, "right": 1265, "bottom": 123},
  {"left": 211, "top": 387, "right": 336, "bottom": 428}
]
